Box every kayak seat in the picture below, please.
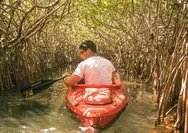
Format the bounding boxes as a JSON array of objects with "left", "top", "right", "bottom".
[{"left": 84, "top": 88, "right": 112, "bottom": 105}]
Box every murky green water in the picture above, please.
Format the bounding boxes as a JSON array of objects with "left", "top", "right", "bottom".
[{"left": 0, "top": 81, "right": 174, "bottom": 133}]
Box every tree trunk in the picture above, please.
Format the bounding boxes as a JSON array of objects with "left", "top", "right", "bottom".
[
  {"left": 184, "top": 68, "right": 188, "bottom": 133},
  {"left": 183, "top": 28, "right": 188, "bottom": 133}
]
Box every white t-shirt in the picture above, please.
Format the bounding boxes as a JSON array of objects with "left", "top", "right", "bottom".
[{"left": 73, "top": 56, "right": 115, "bottom": 84}]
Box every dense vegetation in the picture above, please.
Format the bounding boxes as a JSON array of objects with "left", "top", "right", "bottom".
[{"left": 0, "top": 0, "right": 187, "bottom": 132}]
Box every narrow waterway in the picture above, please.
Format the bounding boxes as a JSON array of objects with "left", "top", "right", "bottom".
[{"left": 0, "top": 80, "right": 174, "bottom": 133}]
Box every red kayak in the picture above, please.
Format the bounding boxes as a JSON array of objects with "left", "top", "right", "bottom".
[{"left": 66, "top": 79, "right": 128, "bottom": 129}]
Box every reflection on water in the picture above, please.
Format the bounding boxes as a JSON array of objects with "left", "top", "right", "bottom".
[{"left": 0, "top": 80, "right": 174, "bottom": 133}]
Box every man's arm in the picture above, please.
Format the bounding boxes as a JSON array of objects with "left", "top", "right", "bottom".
[
  {"left": 64, "top": 74, "right": 81, "bottom": 87},
  {"left": 112, "top": 71, "right": 120, "bottom": 84}
]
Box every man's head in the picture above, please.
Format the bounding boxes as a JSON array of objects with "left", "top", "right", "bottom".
[
  {"left": 79, "top": 40, "right": 97, "bottom": 53},
  {"left": 79, "top": 40, "right": 97, "bottom": 60}
]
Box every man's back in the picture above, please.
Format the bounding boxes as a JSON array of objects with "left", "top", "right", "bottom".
[
  {"left": 73, "top": 56, "right": 115, "bottom": 84},
  {"left": 63, "top": 40, "right": 116, "bottom": 87}
]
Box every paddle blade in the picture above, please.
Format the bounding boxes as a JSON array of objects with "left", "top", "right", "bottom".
[
  {"left": 21, "top": 80, "right": 53, "bottom": 98},
  {"left": 20, "top": 77, "right": 66, "bottom": 98}
]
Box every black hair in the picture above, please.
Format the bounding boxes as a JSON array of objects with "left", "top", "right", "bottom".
[{"left": 79, "top": 40, "right": 97, "bottom": 53}]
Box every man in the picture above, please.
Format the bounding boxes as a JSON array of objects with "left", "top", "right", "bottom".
[{"left": 63, "top": 40, "right": 117, "bottom": 87}]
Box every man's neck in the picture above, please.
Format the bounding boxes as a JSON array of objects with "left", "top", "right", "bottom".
[{"left": 88, "top": 52, "right": 97, "bottom": 58}]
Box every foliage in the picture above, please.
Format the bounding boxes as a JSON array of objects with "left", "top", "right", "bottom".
[{"left": 0, "top": 0, "right": 187, "bottom": 131}]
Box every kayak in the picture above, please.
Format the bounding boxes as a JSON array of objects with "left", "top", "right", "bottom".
[{"left": 65, "top": 79, "right": 128, "bottom": 129}]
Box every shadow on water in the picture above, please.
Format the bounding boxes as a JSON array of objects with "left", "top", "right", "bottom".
[
  {"left": 0, "top": 80, "right": 175, "bottom": 133},
  {"left": 102, "top": 81, "right": 174, "bottom": 133}
]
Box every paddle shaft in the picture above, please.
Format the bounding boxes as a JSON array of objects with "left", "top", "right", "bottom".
[{"left": 21, "top": 76, "right": 66, "bottom": 98}]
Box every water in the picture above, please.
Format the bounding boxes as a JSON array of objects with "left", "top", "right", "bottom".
[{"left": 0, "top": 81, "right": 174, "bottom": 133}]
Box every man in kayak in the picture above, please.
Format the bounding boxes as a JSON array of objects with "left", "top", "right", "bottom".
[{"left": 63, "top": 40, "right": 118, "bottom": 87}]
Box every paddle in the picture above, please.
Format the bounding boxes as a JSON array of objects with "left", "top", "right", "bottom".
[{"left": 20, "top": 76, "right": 67, "bottom": 98}]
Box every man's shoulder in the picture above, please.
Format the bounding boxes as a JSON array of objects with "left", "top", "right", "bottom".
[
  {"left": 92, "top": 56, "right": 107, "bottom": 60},
  {"left": 98, "top": 56, "right": 111, "bottom": 62},
  {"left": 85, "top": 56, "right": 112, "bottom": 64}
]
